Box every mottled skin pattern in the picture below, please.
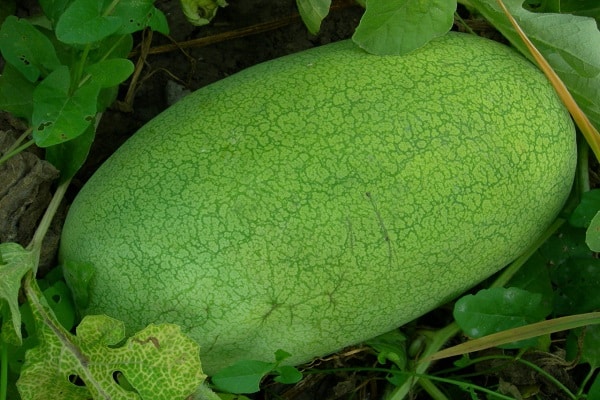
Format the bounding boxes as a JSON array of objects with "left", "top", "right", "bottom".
[{"left": 60, "top": 32, "right": 576, "bottom": 374}]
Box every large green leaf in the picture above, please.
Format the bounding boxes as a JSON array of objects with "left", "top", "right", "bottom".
[
  {"left": 296, "top": 0, "right": 331, "bottom": 35},
  {"left": 0, "top": 16, "right": 61, "bottom": 82},
  {"left": 55, "top": 0, "right": 121, "bottom": 44},
  {"left": 454, "top": 287, "right": 549, "bottom": 349},
  {"left": 353, "top": 0, "right": 456, "bottom": 55},
  {"left": 31, "top": 66, "right": 100, "bottom": 147},
  {"left": 85, "top": 59, "right": 134, "bottom": 88}
]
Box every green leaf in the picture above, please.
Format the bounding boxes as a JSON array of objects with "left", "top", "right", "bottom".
[
  {"left": 566, "top": 325, "right": 600, "bottom": 368},
  {"left": 97, "top": 85, "right": 119, "bottom": 112},
  {"left": 454, "top": 287, "right": 548, "bottom": 348},
  {"left": 87, "top": 34, "right": 134, "bottom": 111},
  {"left": 352, "top": 0, "right": 456, "bottom": 55},
  {"left": 147, "top": 7, "right": 170, "bottom": 34},
  {"left": 46, "top": 122, "right": 96, "bottom": 181},
  {"left": 0, "top": 63, "right": 35, "bottom": 120},
  {"left": 210, "top": 349, "right": 300, "bottom": 393},
  {"left": 39, "top": 0, "right": 72, "bottom": 26},
  {"left": 55, "top": 0, "right": 167, "bottom": 43},
  {"left": 273, "top": 348, "right": 292, "bottom": 363},
  {"left": 570, "top": 189, "right": 600, "bottom": 228},
  {"left": 88, "top": 33, "right": 134, "bottom": 63},
  {"left": 587, "top": 211, "right": 600, "bottom": 251},
  {"left": 17, "top": 280, "right": 206, "bottom": 400},
  {"left": 269, "top": 349, "right": 302, "bottom": 385},
  {"left": 273, "top": 365, "right": 302, "bottom": 385},
  {"left": 112, "top": 0, "right": 170, "bottom": 35},
  {"left": 55, "top": 0, "right": 121, "bottom": 44},
  {"left": 539, "top": 224, "right": 591, "bottom": 265},
  {"left": 0, "top": 16, "right": 61, "bottom": 82},
  {"left": 296, "top": 0, "right": 331, "bottom": 35},
  {"left": 0, "top": 243, "right": 36, "bottom": 345},
  {"left": 32, "top": 66, "right": 100, "bottom": 147},
  {"left": 469, "top": 0, "right": 600, "bottom": 132},
  {"left": 61, "top": 260, "right": 95, "bottom": 310},
  {"left": 551, "top": 257, "right": 600, "bottom": 315},
  {"left": 85, "top": 58, "right": 134, "bottom": 88},
  {"left": 211, "top": 360, "right": 274, "bottom": 394},
  {"left": 42, "top": 281, "right": 76, "bottom": 331},
  {"left": 509, "top": 252, "right": 554, "bottom": 315}
]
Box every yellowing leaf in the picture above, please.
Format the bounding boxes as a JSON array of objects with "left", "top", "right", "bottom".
[
  {"left": 17, "top": 277, "right": 206, "bottom": 400},
  {"left": 0, "top": 243, "right": 36, "bottom": 345},
  {"left": 180, "top": 0, "right": 227, "bottom": 26}
]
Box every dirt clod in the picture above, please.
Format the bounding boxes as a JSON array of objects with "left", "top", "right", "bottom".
[{"left": 0, "top": 129, "right": 62, "bottom": 271}]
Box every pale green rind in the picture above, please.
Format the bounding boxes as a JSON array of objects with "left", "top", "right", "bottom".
[{"left": 60, "top": 32, "right": 576, "bottom": 375}]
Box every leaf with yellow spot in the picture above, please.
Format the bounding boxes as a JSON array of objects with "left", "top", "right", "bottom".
[{"left": 17, "top": 274, "right": 206, "bottom": 400}]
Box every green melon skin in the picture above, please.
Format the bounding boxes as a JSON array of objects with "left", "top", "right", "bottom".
[{"left": 60, "top": 32, "right": 576, "bottom": 375}]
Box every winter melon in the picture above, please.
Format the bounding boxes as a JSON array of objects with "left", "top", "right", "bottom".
[{"left": 60, "top": 32, "right": 576, "bottom": 374}]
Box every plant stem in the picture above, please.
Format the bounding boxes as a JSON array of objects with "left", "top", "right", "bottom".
[
  {"left": 6, "top": 128, "right": 33, "bottom": 154},
  {"left": 79, "top": 35, "right": 129, "bottom": 88},
  {"left": 425, "top": 375, "right": 517, "bottom": 400},
  {"left": 576, "top": 366, "right": 597, "bottom": 398},
  {"left": 419, "top": 377, "right": 449, "bottom": 400},
  {"left": 386, "top": 322, "right": 461, "bottom": 400},
  {"left": 27, "top": 178, "right": 71, "bottom": 274},
  {"left": 0, "top": 137, "right": 34, "bottom": 166},
  {"left": 104, "top": 0, "right": 121, "bottom": 16},
  {"left": 72, "top": 44, "right": 91, "bottom": 91},
  {"left": 99, "top": 34, "right": 127, "bottom": 63}
]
